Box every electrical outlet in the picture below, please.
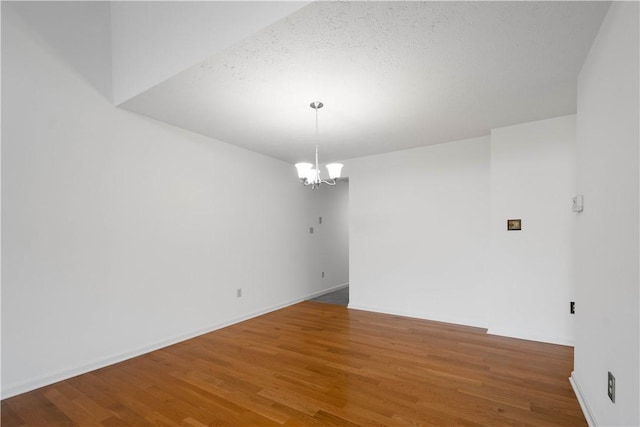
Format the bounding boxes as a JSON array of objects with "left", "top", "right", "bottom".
[
  {"left": 570, "top": 301, "right": 575, "bottom": 314},
  {"left": 322, "top": 271, "right": 325, "bottom": 278},
  {"left": 319, "top": 216, "right": 323, "bottom": 224},
  {"left": 309, "top": 227, "right": 314, "bottom": 234},
  {"left": 237, "top": 288, "right": 242, "bottom": 298},
  {"left": 608, "top": 371, "right": 615, "bottom": 403}
]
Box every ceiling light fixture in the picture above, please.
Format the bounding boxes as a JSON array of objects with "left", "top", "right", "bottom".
[{"left": 295, "top": 102, "right": 343, "bottom": 189}]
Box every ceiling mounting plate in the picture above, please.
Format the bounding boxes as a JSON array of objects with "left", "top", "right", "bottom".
[{"left": 310, "top": 101, "right": 323, "bottom": 110}]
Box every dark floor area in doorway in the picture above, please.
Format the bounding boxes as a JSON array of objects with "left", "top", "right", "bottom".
[{"left": 310, "top": 286, "right": 349, "bottom": 306}]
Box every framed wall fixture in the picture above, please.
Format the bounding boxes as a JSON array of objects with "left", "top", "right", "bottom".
[{"left": 507, "top": 219, "right": 522, "bottom": 231}]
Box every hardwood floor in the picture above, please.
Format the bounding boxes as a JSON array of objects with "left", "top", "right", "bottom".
[
  {"left": 309, "top": 286, "right": 349, "bottom": 306},
  {"left": 2, "top": 302, "right": 586, "bottom": 426}
]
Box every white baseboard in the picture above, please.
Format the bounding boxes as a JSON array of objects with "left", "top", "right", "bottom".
[
  {"left": 487, "top": 327, "right": 574, "bottom": 347},
  {"left": 347, "top": 304, "right": 575, "bottom": 347},
  {"left": 310, "top": 282, "right": 349, "bottom": 297},
  {"left": 347, "top": 303, "right": 488, "bottom": 329},
  {"left": 570, "top": 371, "right": 597, "bottom": 427},
  {"left": 1, "top": 286, "right": 347, "bottom": 399}
]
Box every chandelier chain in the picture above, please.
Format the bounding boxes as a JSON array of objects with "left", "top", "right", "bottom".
[{"left": 294, "top": 101, "right": 343, "bottom": 189}]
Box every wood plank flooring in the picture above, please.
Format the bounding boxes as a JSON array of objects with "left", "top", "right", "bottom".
[{"left": 2, "top": 301, "right": 586, "bottom": 426}]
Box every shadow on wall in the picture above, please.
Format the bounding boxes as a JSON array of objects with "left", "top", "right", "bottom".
[{"left": 6, "top": 2, "right": 113, "bottom": 102}]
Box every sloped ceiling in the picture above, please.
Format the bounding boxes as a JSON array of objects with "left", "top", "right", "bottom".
[
  {"left": 120, "top": 1, "right": 610, "bottom": 164},
  {"left": 111, "top": 1, "right": 310, "bottom": 104}
]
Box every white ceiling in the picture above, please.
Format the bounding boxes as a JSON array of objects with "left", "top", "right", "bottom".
[
  {"left": 111, "top": 1, "right": 310, "bottom": 104},
  {"left": 120, "top": 1, "right": 610, "bottom": 165}
]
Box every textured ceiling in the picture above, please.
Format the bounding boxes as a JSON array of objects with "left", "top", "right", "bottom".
[{"left": 121, "top": 1, "right": 610, "bottom": 164}]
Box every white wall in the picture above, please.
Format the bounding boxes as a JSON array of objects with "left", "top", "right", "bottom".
[
  {"left": 306, "top": 181, "right": 349, "bottom": 293},
  {"left": 347, "top": 137, "right": 492, "bottom": 328},
  {"left": 111, "top": 1, "right": 309, "bottom": 104},
  {"left": 1, "top": 1, "right": 113, "bottom": 102},
  {"left": 346, "top": 117, "right": 578, "bottom": 343},
  {"left": 572, "top": 2, "right": 639, "bottom": 426},
  {"left": 489, "top": 116, "right": 577, "bottom": 345},
  {"left": 1, "top": 2, "right": 332, "bottom": 398}
]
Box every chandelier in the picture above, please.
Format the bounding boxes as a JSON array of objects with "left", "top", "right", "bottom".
[{"left": 294, "top": 102, "right": 343, "bottom": 189}]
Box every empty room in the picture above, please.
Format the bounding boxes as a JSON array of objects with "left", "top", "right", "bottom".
[{"left": 1, "top": 1, "right": 638, "bottom": 426}]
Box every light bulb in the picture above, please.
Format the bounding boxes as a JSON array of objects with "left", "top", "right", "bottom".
[
  {"left": 295, "top": 163, "right": 313, "bottom": 179},
  {"left": 326, "top": 163, "right": 343, "bottom": 179}
]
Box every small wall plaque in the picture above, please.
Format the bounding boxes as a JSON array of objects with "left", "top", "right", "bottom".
[{"left": 507, "top": 219, "right": 522, "bottom": 231}]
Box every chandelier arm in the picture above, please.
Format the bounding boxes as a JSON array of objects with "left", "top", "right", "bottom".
[{"left": 319, "top": 179, "right": 337, "bottom": 186}]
